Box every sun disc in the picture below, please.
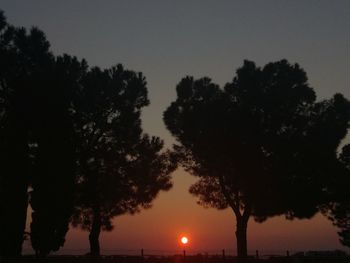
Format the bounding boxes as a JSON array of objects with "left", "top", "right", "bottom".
[{"left": 181, "top": 236, "right": 188, "bottom": 244}]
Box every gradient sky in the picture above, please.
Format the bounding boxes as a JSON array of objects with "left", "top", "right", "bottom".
[{"left": 2, "top": 0, "right": 350, "bottom": 255}]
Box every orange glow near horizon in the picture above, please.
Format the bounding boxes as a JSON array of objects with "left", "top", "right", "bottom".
[{"left": 24, "top": 171, "right": 350, "bottom": 254}]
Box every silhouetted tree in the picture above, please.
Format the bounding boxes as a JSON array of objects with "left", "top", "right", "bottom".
[
  {"left": 0, "top": 11, "right": 29, "bottom": 258},
  {"left": 0, "top": 10, "right": 80, "bottom": 258},
  {"left": 29, "top": 55, "right": 86, "bottom": 257},
  {"left": 325, "top": 144, "right": 350, "bottom": 247},
  {"left": 164, "top": 60, "right": 350, "bottom": 262},
  {"left": 328, "top": 204, "right": 350, "bottom": 247},
  {"left": 71, "top": 65, "right": 175, "bottom": 256}
]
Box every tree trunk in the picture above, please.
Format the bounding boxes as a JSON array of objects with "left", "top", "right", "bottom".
[
  {"left": 235, "top": 215, "right": 249, "bottom": 263},
  {"left": 89, "top": 207, "right": 101, "bottom": 257}
]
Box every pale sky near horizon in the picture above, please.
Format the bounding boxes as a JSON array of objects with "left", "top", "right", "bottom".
[{"left": 2, "top": 0, "right": 350, "bottom": 255}]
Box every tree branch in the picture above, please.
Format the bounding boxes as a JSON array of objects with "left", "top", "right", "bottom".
[{"left": 218, "top": 175, "right": 241, "bottom": 217}]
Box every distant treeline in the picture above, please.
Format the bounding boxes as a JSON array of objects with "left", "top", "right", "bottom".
[{"left": 0, "top": 9, "right": 350, "bottom": 263}]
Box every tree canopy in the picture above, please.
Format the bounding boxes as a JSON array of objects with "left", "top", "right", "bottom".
[
  {"left": 0, "top": 10, "right": 80, "bottom": 257},
  {"left": 325, "top": 144, "right": 350, "bottom": 247},
  {"left": 164, "top": 59, "right": 350, "bottom": 261},
  {"left": 29, "top": 54, "right": 86, "bottom": 256},
  {"left": 0, "top": 9, "right": 175, "bottom": 258},
  {"left": 0, "top": 10, "right": 29, "bottom": 257},
  {"left": 70, "top": 64, "right": 175, "bottom": 256}
]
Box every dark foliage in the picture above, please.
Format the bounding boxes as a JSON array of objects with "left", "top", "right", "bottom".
[
  {"left": 29, "top": 55, "right": 85, "bottom": 256},
  {"left": 164, "top": 60, "right": 350, "bottom": 261},
  {"left": 70, "top": 64, "right": 176, "bottom": 256},
  {"left": 1, "top": 9, "right": 175, "bottom": 258},
  {"left": 0, "top": 10, "right": 29, "bottom": 257},
  {"left": 325, "top": 144, "right": 350, "bottom": 247},
  {"left": 0, "top": 10, "right": 77, "bottom": 257}
]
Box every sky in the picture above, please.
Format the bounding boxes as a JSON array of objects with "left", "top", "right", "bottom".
[{"left": 2, "top": 0, "right": 350, "bottom": 255}]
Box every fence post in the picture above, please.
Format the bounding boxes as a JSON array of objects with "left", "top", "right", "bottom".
[
  {"left": 286, "top": 250, "right": 290, "bottom": 257},
  {"left": 255, "top": 250, "right": 259, "bottom": 259},
  {"left": 222, "top": 249, "right": 225, "bottom": 260},
  {"left": 141, "top": 248, "right": 144, "bottom": 259},
  {"left": 183, "top": 250, "right": 186, "bottom": 259}
]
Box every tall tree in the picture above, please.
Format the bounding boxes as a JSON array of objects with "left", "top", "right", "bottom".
[
  {"left": 29, "top": 55, "right": 86, "bottom": 257},
  {"left": 71, "top": 65, "right": 175, "bottom": 256},
  {"left": 0, "top": 11, "right": 52, "bottom": 257},
  {"left": 164, "top": 60, "right": 350, "bottom": 262},
  {"left": 0, "top": 10, "right": 81, "bottom": 258},
  {"left": 0, "top": 11, "right": 29, "bottom": 257}
]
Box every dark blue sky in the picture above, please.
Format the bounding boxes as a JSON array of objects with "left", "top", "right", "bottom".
[
  {"left": 3, "top": 0, "right": 350, "bottom": 254},
  {"left": 3, "top": 0, "right": 350, "bottom": 143}
]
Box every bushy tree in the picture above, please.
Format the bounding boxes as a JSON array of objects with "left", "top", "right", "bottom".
[
  {"left": 29, "top": 55, "right": 86, "bottom": 257},
  {"left": 164, "top": 60, "right": 350, "bottom": 262},
  {"left": 0, "top": 10, "right": 80, "bottom": 258},
  {"left": 325, "top": 144, "right": 350, "bottom": 247},
  {"left": 0, "top": 11, "right": 29, "bottom": 257},
  {"left": 71, "top": 65, "right": 175, "bottom": 256}
]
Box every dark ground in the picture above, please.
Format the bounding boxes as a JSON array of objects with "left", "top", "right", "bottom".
[{"left": 3, "top": 255, "right": 348, "bottom": 263}]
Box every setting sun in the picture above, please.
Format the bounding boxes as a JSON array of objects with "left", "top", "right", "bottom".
[{"left": 181, "top": 236, "right": 188, "bottom": 245}]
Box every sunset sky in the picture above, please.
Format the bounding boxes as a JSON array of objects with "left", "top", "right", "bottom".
[{"left": 2, "top": 0, "right": 350, "bottom": 255}]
